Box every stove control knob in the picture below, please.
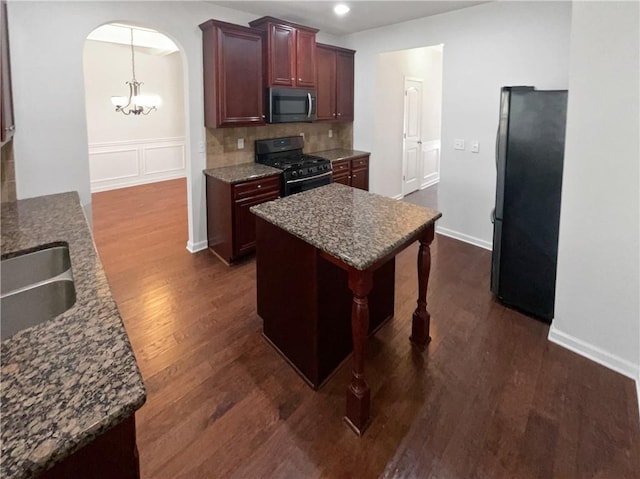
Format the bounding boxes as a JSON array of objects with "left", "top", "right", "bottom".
[
  {"left": 298, "top": 169, "right": 304, "bottom": 176},
  {"left": 291, "top": 170, "right": 297, "bottom": 177}
]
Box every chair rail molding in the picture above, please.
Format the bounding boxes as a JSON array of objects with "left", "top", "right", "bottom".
[{"left": 89, "top": 136, "right": 186, "bottom": 192}]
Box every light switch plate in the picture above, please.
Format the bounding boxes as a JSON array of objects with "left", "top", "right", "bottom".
[
  {"left": 328, "top": 129, "right": 333, "bottom": 138},
  {"left": 471, "top": 141, "right": 479, "bottom": 153},
  {"left": 237, "top": 138, "right": 244, "bottom": 149},
  {"left": 454, "top": 139, "right": 465, "bottom": 150}
]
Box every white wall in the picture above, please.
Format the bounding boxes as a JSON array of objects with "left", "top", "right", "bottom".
[
  {"left": 84, "top": 39, "right": 186, "bottom": 191},
  {"left": 550, "top": 2, "right": 639, "bottom": 385},
  {"left": 374, "top": 45, "right": 443, "bottom": 195},
  {"left": 345, "top": 1, "right": 572, "bottom": 248},
  {"left": 83, "top": 40, "right": 185, "bottom": 143},
  {"left": 7, "top": 1, "right": 341, "bottom": 249}
]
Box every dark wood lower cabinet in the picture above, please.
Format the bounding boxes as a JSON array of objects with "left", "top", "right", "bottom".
[
  {"left": 39, "top": 416, "right": 139, "bottom": 479},
  {"left": 331, "top": 155, "right": 369, "bottom": 191},
  {"left": 256, "top": 216, "right": 395, "bottom": 389},
  {"left": 206, "top": 173, "right": 280, "bottom": 264}
]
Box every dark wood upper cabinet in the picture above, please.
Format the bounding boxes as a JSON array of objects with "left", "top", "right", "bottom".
[
  {"left": 199, "top": 19, "right": 265, "bottom": 128},
  {"left": 1, "top": 0, "right": 15, "bottom": 145},
  {"left": 249, "top": 16, "right": 318, "bottom": 89},
  {"left": 316, "top": 43, "right": 355, "bottom": 122},
  {"left": 316, "top": 45, "right": 336, "bottom": 121},
  {"left": 336, "top": 50, "right": 355, "bottom": 122}
]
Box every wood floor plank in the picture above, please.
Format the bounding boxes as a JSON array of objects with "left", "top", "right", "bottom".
[{"left": 91, "top": 179, "right": 640, "bottom": 479}]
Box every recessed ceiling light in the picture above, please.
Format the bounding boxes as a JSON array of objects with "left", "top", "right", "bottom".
[{"left": 334, "top": 4, "right": 350, "bottom": 15}]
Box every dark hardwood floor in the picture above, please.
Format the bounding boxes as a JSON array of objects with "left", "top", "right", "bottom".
[{"left": 92, "top": 178, "right": 640, "bottom": 479}]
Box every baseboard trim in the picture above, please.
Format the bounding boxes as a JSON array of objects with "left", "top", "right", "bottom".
[
  {"left": 548, "top": 325, "right": 639, "bottom": 380},
  {"left": 435, "top": 226, "right": 492, "bottom": 251},
  {"left": 391, "top": 193, "right": 403, "bottom": 200},
  {"left": 420, "top": 176, "right": 439, "bottom": 189},
  {"left": 91, "top": 171, "right": 186, "bottom": 193},
  {"left": 186, "top": 240, "right": 208, "bottom": 253}
]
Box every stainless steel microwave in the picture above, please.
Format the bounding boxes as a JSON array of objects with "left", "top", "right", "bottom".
[{"left": 267, "top": 87, "right": 317, "bottom": 123}]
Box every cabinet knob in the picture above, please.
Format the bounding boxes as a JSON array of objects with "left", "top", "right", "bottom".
[
  {"left": 353, "top": 174, "right": 357, "bottom": 178},
  {"left": 298, "top": 78, "right": 302, "bottom": 81},
  {"left": 262, "top": 115, "right": 266, "bottom": 119},
  {"left": 337, "top": 113, "right": 342, "bottom": 117},
  {"left": 257, "top": 184, "right": 262, "bottom": 188},
  {"left": 4, "top": 126, "right": 15, "bottom": 132},
  {"left": 291, "top": 77, "right": 295, "bottom": 81}
]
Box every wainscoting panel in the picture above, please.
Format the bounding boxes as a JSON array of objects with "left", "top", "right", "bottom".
[
  {"left": 143, "top": 144, "right": 185, "bottom": 175},
  {"left": 89, "top": 137, "right": 186, "bottom": 193},
  {"left": 422, "top": 140, "right": 440, "bottom": 189},
  {"left": 90, "top": 148, "right": 139, "bottom": 182}
]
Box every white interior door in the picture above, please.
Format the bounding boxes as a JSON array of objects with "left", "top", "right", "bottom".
[{"left": 402, "top": 78, "right": 423, "bottom": 196}]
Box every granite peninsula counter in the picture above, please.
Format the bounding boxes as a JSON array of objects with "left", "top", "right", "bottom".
[
  {"left": 251, "top": 183, "right": 441, "bottom": 434},
  {"left": 1, "top": 192, "right": 146, "bottom": 479},
  {"left": 203, "top": 162, "right": 281, "bottom": 184}
]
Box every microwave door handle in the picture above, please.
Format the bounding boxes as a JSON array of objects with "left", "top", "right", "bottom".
[{"left": 307, "top": 93, "right": 313, "bottom": 118}]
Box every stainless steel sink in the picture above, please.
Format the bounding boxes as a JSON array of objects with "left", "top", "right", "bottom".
[
  {"left": 2, "top": 245, "right": 72, "bottom": 293},
  {"left": 1, "top": 244, "right": 76, "bottom": 340}
]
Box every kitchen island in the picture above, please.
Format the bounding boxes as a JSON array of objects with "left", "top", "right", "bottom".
[
  {"left": 251, "top": 183, "right": 441, "bottom": 434},
  {"left": 1, "top": 192, "right": 146, "bottom": 479}
]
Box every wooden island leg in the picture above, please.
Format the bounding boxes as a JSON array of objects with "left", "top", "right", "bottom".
[
  {"left": 344, "top": 269, "right": 373, "bottom": 435},
  {"left": 410, "top": 224, "right": 435, "bottom": 348}
]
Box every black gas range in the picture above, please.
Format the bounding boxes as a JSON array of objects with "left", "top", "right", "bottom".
[{"left": 255, "top": 136, "right": 332, "bottom": 197}]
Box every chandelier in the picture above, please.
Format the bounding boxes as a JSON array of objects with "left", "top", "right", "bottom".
[{"left": 111, "top": 28, "right": 161, "bottom": 116}]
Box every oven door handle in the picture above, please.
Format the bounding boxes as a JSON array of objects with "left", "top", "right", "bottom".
[
  {"left": 286, "top": 171, "right": 332, "bottom": 184},
  {"left": 307, "top": 93, "right": 313, "bottom": 119}
]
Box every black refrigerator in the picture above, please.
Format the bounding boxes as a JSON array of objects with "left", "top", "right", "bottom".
[{"left": 491, "top": 86, "right": 568, "bottom": 323}]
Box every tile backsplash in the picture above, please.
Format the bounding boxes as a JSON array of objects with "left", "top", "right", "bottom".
[
  {"left": 206, "top": 122, "right": 353, "bottom": 169},
  {"left": 1, "top": 140, "right": 16, "bottom": 204}
]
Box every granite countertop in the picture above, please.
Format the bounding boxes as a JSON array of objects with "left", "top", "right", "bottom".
[
  {"left": 310, "top": 148, "right": 371, "bottom": 162},
  {"left": 1, "top": 192, "right": 146, "bottom": 479},
  {"left": 250, "top": 183, "right": 442, "bottom": 270},
  {"left": 203, "top": 163, "right": 281, "bottom": 184}
]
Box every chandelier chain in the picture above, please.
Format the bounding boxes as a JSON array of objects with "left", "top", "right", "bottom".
[{"left": 130, "top": 28, "right": 136, "bottom": 81}]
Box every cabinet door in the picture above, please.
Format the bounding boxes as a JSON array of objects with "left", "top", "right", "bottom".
[
  {"left": 295, "top": 29, "right": 316, "bottom": 88},
  {"left": 350, "top": 166, "right": 369, "bottom": 191},
  {"left": 234, "top": 191, "right": 280, "bottom": 256},
  {"left": 268, "top": 23, "right": 295, "bottom": 87},
  {"left": 201, "top": 20, "right": 265, "bottom": 128},
  {"left": 336, "top": 50, "right": 354, "bottom": 122},
  {"left": 333, "top": 173, "right": 350, "bottom": 186},
  {"left": 316, "top": 45, "right": 336, "bottom": 121}
]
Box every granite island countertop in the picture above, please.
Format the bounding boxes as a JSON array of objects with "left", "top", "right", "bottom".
[
  {"left": 310, "top": 148, "right": 371, "bottom": 162},
  {"left": 203, "top": 163, "right": 281, "bottom": 184},
  {"left": 1, "top": 192, "right": 146, "bottom": 479},
  {"left": 250, "top": 183, "right": 441, "bottom": 270}
]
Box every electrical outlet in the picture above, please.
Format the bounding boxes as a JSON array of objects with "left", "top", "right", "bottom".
[
  {"left": 300, "top": 132, "right": 305, "bottom": 139},
  {"left": 471, "top": 141, "right": 479, "bottom": 153},
  {"left": 328, "top": 129, "right": 333, "bottom": 138},
  {"left": 237, "top": 138, "right": 244, "bottom": 149},
  {"left": 454, "top": 139, "right": 465, "bottom": 150}
]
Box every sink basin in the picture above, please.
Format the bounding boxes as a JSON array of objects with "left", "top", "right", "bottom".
[
  {"left": 2, "top": 244, "right": 72, "bottom": 294},
  {"left": 1, "top": 244, "right": 76, "bottom": 341}
]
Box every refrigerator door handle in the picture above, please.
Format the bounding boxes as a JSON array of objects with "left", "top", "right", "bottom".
[{"left": 490, "top": 208, "right": 495, "bottom": 224}]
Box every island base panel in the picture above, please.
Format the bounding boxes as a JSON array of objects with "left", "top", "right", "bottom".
[
  {"left": 39, "top": 415, "right": 140, "bottom": 479},
  {"left": 256, "top": 217, "right": 395, "bottom": 389}
]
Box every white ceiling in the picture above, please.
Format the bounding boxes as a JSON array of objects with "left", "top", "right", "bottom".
[
  {"left": 87, "top": 24, "right": 178, "bottom": 55},
  {"left": 211, "top": 1, "right": 489, "bottom": 36}
]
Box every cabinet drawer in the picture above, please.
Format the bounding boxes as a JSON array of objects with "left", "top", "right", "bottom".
[
  {"left": 351, "top": 156, "right": 369, "bottom": 169},
  {"left": 332, "top": 159, "right": 350, "bottom": 173},
  {"left": 233, "top": 176, "right": 281, "bottom": 199}
]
